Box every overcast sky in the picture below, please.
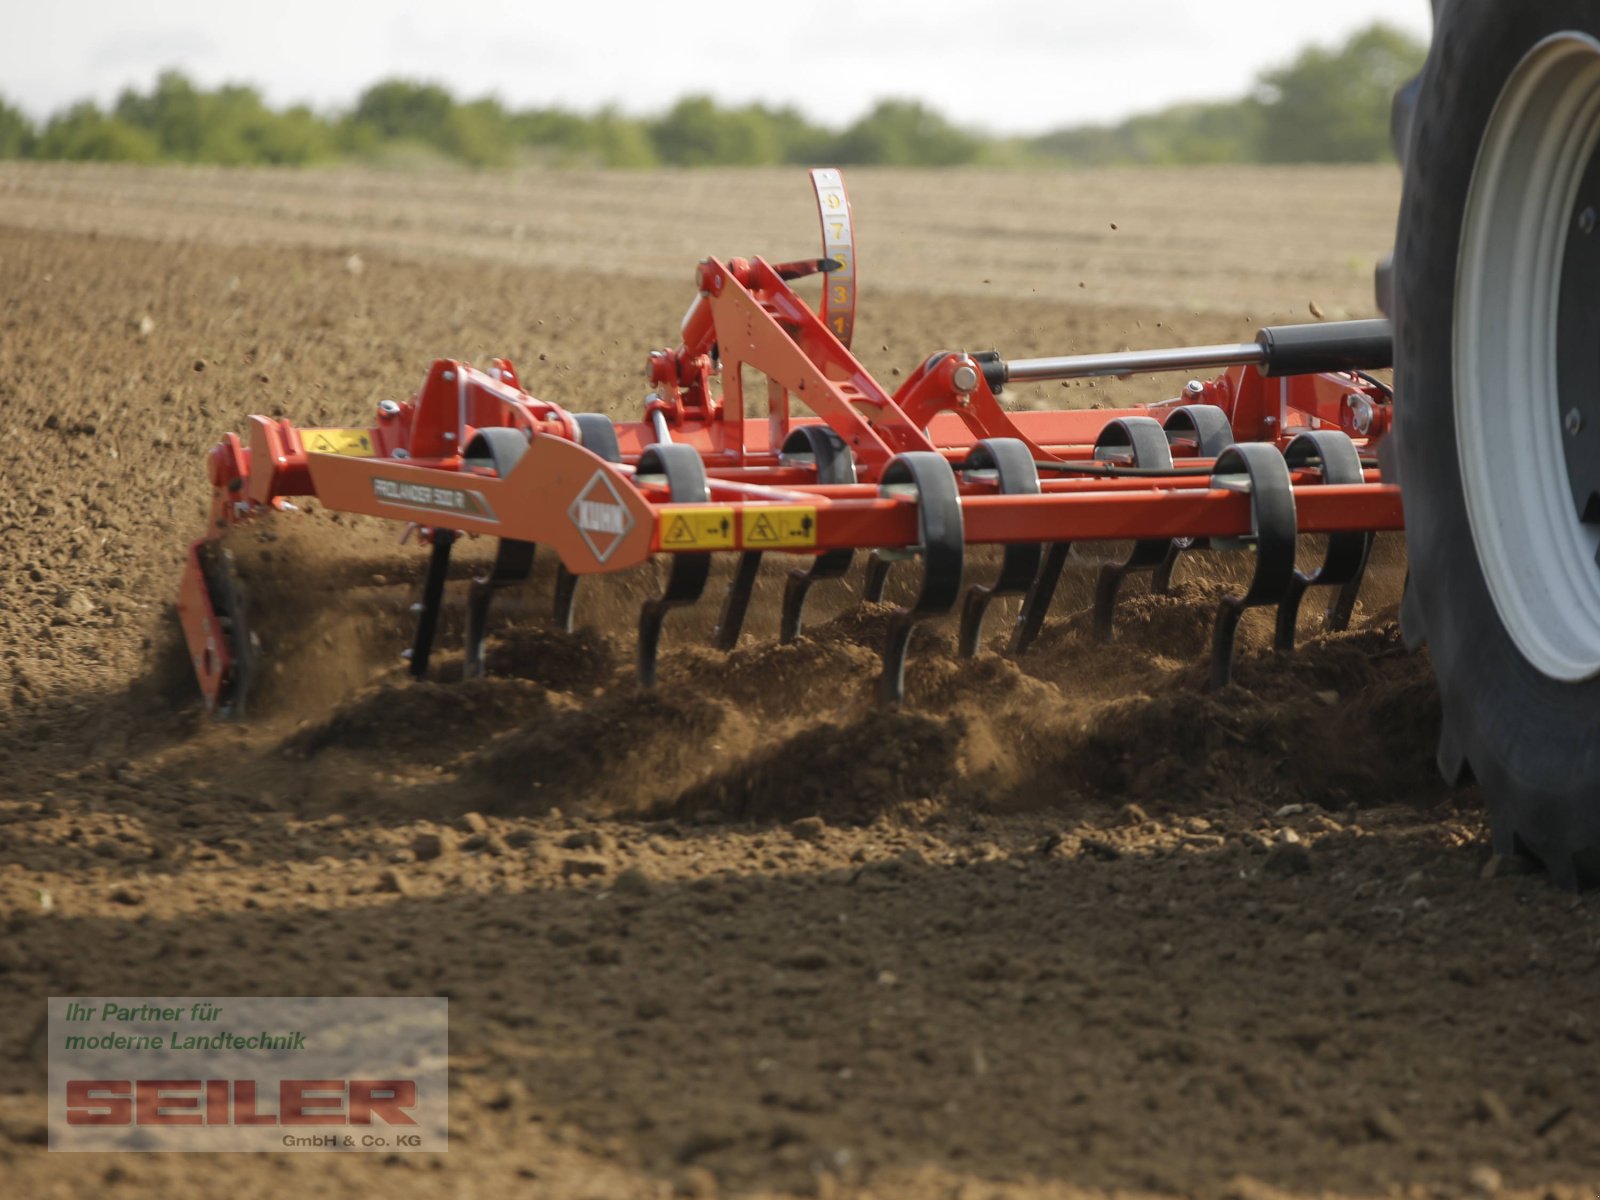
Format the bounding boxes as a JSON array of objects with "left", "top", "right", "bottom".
[{"left": 3, "top": 1, "right": 1434, "bottom": 134}]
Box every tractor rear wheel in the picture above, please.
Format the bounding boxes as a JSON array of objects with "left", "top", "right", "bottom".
[{"left": 1394, "top": 0, "right": 1600, "bottom": 886}]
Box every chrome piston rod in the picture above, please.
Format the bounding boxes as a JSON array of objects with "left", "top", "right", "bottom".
[
  {"left": 1003, "top": 342, "right": 1267, "bottom": 384},
  {"left": 999, "top": 319, "right": 1393, "bottom": 385}
]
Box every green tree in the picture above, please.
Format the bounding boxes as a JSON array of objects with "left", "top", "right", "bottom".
[
  {"left": 0, "top": 96, "right": 33, "bottom": 158},
  {"left": 441, "top": 98, "right": 513, "bottom": 166},
  {"left": 586, "top": 108, "right": 659, "bottom": 168},
  {"left": 510, "top": 107, "right": 592, "bottom": 162},
  {"left": 342, "top": 80, "right": 513, "bottom": 165},
  {"left": 1256, "top": 22, "right": 1426, "bottom": 163},
  {"left": 830, "top": 100, "right": 981, "bottom": 166},
  {"left": 649, "top": 96, "right": 780, "bottom": 166},
  {"left": 114, "top": 70, "right": 209, "bottom": 159},
  {"left": 509, "top": 105, "right": 656, "bottom": 168},
  {"left": 1030, "top": 100, "right": 1262, "bottom": 166},
  {"left": 250, "top": 104, "right": 337, "bottom": 165},
  {"left": 348, "top": 79, "right": 456, "bottom": 146},
  {"left": 756, "top": 104, "right": 834, "bottom": 165},
  {"left": 35, "top": 103, "right": 159, "bottom": 162},
  {"left": 1123, "top": 100, "right": 1263, "bottom": 164},
  {"left": 195, "top": 84, "right": 266, "bottom": 163},
  {"left": 110, "top": 76, "right": 338, "bottom": 165}
]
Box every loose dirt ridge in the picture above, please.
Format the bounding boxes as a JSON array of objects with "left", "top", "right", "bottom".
[{"left": 1, "top": 166, "right": 1597, "bottom": 1199}]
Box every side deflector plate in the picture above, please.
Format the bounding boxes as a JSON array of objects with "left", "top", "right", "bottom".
[{"left": 304, "top": 435, "right": 657, "bottom": 574}]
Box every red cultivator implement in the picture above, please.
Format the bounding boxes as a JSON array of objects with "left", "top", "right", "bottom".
[{"left": 178, "top": 169, "right": 1401, "bottom": 715}]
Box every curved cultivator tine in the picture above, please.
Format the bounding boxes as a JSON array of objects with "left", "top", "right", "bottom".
[
  {"left": 874, "top": 454, "right": 965, "bottom": 707},
  {"left": 1089, "top": 416, "right": 1181, "bottom": 643},
  {"left": 1273, "top": 431, "right": 1373, "bottom": 650},
  {"left": 956, "top": 439, "right": 1041, "bottom": 657},
  {"left": 634, "top": 444, "right": 713, "bottom": 687}
]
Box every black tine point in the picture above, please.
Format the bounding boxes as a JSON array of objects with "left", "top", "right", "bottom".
[
  {"left": 958, "top": 587, "right": 995, "bottom": 659},
  {"left": 879, "top": 615, "right": 915, "bottom": 708},
  {"left": 1010, "top": 542, "right": 1071, "bottom": 656},
  {"left": 1273, "top": 575, "right": 1311, "bottom": 652},
  {"left": 464, "top": 580, "right": 493, "bottom": 679},
  {"left": 553, "top": 566, "right": 580, "bottom": 633},
  {"left": 408, "top": 530, "right": 456, "bottom": 679},
  {"left": 1209, "top": 599, "right": 1247, "bottom": 691},
  {"left": 780, "top": 571, "right": 812, "bottom": 644},
  {"left": 714, "top": 551, "right": 763, "bottom": 651},
  {"left": 864, "top": 553, "right": 893, "bottom": 604},
  {"left": 638, "top": 602, "right": 667, "bottom": 688}
]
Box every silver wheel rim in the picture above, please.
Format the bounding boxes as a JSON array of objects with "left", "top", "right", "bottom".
[{"left": 1456, "top": 32, "right": 1600, "bottom": 682}]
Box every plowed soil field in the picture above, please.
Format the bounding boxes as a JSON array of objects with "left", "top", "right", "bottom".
[{"left": 2, "top": 164, "right": 1597, "bottom": 1200}]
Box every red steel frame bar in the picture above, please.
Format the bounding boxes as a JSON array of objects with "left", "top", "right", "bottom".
[{"left": 181, "top": 256, "right": 1402, "bottom": 581}]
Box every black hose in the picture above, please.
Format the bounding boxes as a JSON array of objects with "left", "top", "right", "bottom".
[
  {"left": 1032, "top": 457, "right": 1383, "bottom": 478},
  {"left": 1033, "top": 461, "right": 1215, "bottom": 478},
  {"left": 1354, "top": 370, "right": 1394, "bottom": 400}
]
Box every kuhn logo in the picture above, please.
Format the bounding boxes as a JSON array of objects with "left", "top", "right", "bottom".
[
  {"left": 577, "top": 500, "right": 625, "bottom": 535},
  {"left": 567, "top": 471, "right": 634, "bottom": 563}
]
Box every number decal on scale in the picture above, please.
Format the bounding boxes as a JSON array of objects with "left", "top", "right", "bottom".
[{"left": 810, "top": 168, "right": 856, "bottom": 349}]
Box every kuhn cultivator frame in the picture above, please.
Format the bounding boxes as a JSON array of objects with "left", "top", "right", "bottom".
[{"left": 179, "top": 169, "right": 1401, "bottom": 715}]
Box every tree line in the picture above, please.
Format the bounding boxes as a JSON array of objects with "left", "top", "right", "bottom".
[{"left": 0, "top": 24, "right": 1423, "bottom": 169}]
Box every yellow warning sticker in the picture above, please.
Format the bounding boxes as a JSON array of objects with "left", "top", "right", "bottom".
[
  {"left": 304, "top": 428, "right": 376, "bottom": 457},
  {"left": 742, "top": 506, "right": 817, "bottom": 550},
  {"left": 660, "top": 506, "right": 735, "bottom": 550}
]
